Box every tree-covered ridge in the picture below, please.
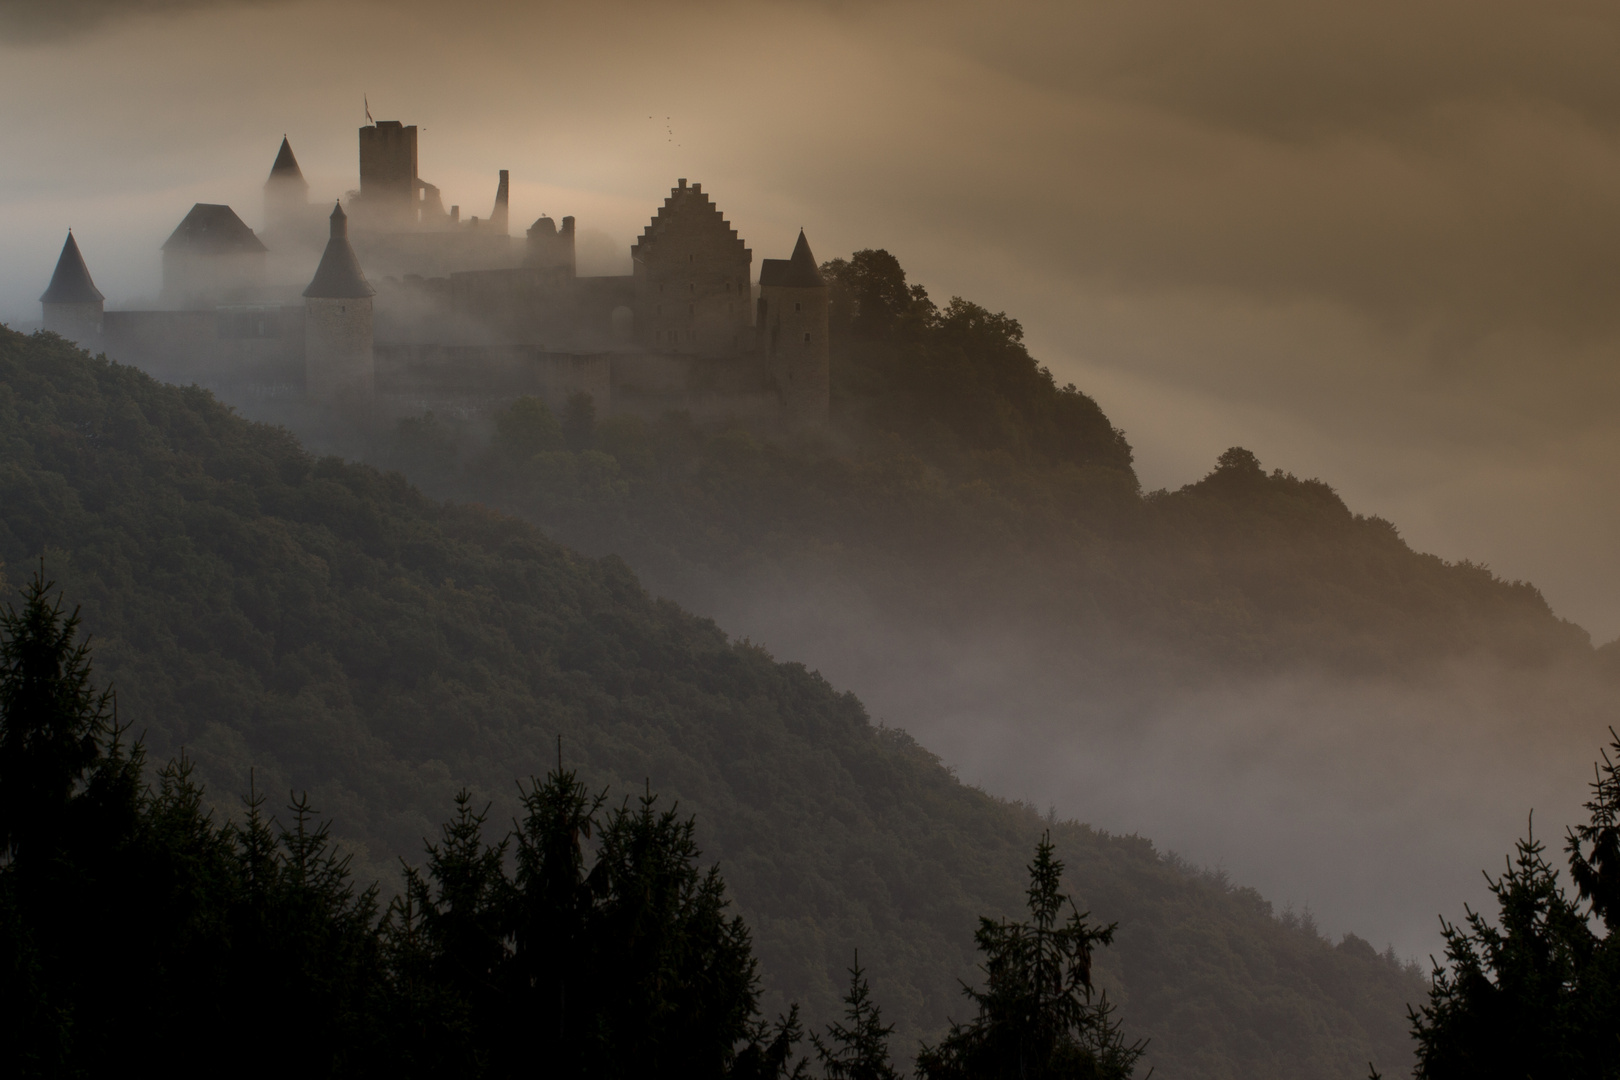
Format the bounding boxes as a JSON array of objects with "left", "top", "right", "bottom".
[
  {"left": 0, "top": 326, "right": 1422, "bottom": 1078},
  {"left": 384, "top": 249, "right": 1588, "bottom": 680}
]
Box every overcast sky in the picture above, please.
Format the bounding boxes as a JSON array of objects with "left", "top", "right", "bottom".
[{"left": 3, "top": 0, "right": 1620, "bottom": 642}]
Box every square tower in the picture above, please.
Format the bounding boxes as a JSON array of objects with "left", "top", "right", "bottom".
[
  {"left": 358, "top": 121, "right": 419, "bottom": 228},
  {"left": 631, "top": 180, "right": 753, "bottom": 357}
]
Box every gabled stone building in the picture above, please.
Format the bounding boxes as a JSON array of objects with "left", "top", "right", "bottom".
[
  {"left": 160, "top": 203, "right": 268, "bottom": 308},
  {"left": 631, "top": 179, "right": 753, "bottom": 356}
]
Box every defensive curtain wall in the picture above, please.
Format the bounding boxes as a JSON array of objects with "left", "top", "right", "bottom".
[{"left": 39, "top": 120, "right": 830, "bottom": 431}]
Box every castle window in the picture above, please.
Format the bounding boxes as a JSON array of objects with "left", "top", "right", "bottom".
[
  {"left": 795, "top": 302, "right": 801, "bottom": 312},
  {"left": 803, "top": 332, "right": 811, "bottom": 343}
]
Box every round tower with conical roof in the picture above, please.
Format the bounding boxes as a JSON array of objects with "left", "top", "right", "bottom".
[
  {"left": 303, "top": 202, "right": 376, "bottom": 403},
  {"left": 40, "top": 231, "right": 105, "bottom": 350},
  {"left": 756, "top": 230, "right": 830, "bottom": 428}
]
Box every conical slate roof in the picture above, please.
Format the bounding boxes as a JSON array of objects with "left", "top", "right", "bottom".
[
  {"left": 40, "top": 232, "right": 104, "bottom": 304},
  {"left": 267, "top": 136, "right": 307, "bottom": 185},
  {"left": 758, "top": 230, "right": 824, "bottom": 289},
  {"left": 784, "top": 230, "right": 823, "bottom": 287},
  {"left": 162, "top": 203, "right": 268, "bottom": 255},
  {"left": 303, "top": 202, "right": 375, "bottom": 299}
]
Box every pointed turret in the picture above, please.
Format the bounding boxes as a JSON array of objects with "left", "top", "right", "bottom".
[
  {"left": 264, "top": 136, "right": 311, "bottom": 243},
  {"left": 756, "top": 230, "right": 830, "bottom": 428},
  {"left": 783, "top": 230, "right": 823, "bottom": 287},
  {"left": 268, "top": 136, "right": 306, "bottom": 186},
  {"left": 304, "top": 202, "right": 375, "bottom": 299},
  {"left": 40, "top": 232, "right": 105, "bottom": 348},
  {"left": 303, "top": 202, "right": 375, "bottom": 404},
  {"left": 40, "top": 231, "right": 104, "bottom": 304}
]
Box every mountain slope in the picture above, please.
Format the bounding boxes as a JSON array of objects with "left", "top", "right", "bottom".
[{"left": 0, "top": 326, "right": 1424, "bottom": 1077}]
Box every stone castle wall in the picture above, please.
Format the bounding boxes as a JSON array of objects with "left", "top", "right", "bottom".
[
  {"left": 42, "top": 302, "right": 104, "bottom": 351},
  {"left": 160, "top": 250, "right": 268, "bottom": 309},
  {"left": 305, "top": 297, "right": 374, "bottom": 401},
  {"left": 758, "top": 283, "right": 831, "bottom": 428},
  {"left": 104, "top": 306, "right": 304, "bottom": 389},
  {"left": 374, "top": 342, "right": 611, "bottom": 420}
]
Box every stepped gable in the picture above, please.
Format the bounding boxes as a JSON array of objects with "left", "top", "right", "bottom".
[
  {"left": 40, "top": 232, "right": 104, "bottom": 304},
  {"left": 267, "top": 136, "right": 306, "bottom": 185},
  {"left": 629, "top": 179, "right": 749, "bottom": 260},
  {"left": 760, "top": 230, "right": 823, "bottom": 288},
  {"left": 162, "top": 203, "right": 268, "bottom": 255},
  {"left": 303, "top": 202, "right": 375, "bottom": 299}
]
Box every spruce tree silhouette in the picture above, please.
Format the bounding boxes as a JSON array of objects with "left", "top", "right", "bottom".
[
  {"left": 1396, "top": 731, "right": 1620, "bottom": 1080},
  {"left": 505, "top": 749, "right": 605, "bottom": 1074},
  {"left": 915, "top": 832, "right": 1147, "bottom": 1080},
  {"left": 1567, "top": 728, "right": 1620, "bottom": 931},
  {"left": 0, "top": 566, "right": 113, "bottom": 862},
  {"left": 812, "top": 951, "right": 900, "bottom": 1080}
]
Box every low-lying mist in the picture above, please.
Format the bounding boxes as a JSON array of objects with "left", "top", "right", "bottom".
[{"left": 667, "top": 563, "right": 1614, "bottom": 962}]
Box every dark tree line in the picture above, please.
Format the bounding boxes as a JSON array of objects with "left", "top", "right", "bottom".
[{"left": 0, "top": 570, "right": 1147, "bottom": 1079}]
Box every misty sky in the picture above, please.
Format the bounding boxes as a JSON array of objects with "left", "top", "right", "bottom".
[{"left": 4, "top": 0, "right": 1620, "bottom": 639}]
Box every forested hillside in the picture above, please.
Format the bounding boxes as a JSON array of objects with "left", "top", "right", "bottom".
[
  {"left": 0, "top": 326, "right": 1424, "bottom": 1078},
  {"left": 383, "top": 251, "right": 1589, "bottom": 682}
]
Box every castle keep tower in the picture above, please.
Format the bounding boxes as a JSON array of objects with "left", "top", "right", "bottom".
[
  {"left": 263, "top": 136, "right": 309, "bottom": 238},
  {"left": 757, "top": 231, "right": 830, "bottom": 428},
  {"left": 303, "top": 202, "right": 376, "bottom": 402},
  {"left": 358, "top": 120, "right": 419, "bottom": 228},
  {"left": 631, "top": 179, "right": 752, "bottom": 356},
  {"left": 40, "top": 231, "right": 105, "bottom": 349}
]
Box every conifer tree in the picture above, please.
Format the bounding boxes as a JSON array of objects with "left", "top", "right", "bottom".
[
  {"left": 1406, "top": 827, "right": 1596, "bottom": 1079},
  {"left": 506, "top": 752, "right": 605, "bottom": 1073},
  {"left": 388, "top": 790, "right": 511, "bottom": 1076},
  {"left": 811, "top": 952, "right": 899, "bottom": 1080},
  {"left": 591, "top": 785, "right": 761, "bottom": 1078},
  {"left": 1567, "top": 727, "right": 1620, "bottom": 931},
  {"left": 1399, "top": 730, "right": 1620, "bottom": 1080},
  {"left": 916, "top": 832, "right": 1146, "bottom": 1080},
  {"left": 0, "top": 567, "right": 112, "bottom": 861}
]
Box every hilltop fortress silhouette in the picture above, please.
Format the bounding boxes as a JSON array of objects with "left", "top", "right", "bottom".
[{"left": 38, "top": 121, "right": 830, "bottom": 429}]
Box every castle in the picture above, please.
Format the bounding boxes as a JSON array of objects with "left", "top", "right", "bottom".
[{"left": 38, "top": 121, "right": 830, "bottom": 429}]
